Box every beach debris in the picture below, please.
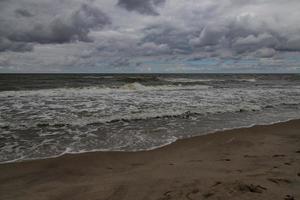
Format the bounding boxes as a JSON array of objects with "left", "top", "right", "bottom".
[
  {"left": 225, "top": 137, "right": 235, "bottom": 144},
  {"left": 297, "top": 173, "right": 300, "bottom": 177},
  {"left": 284, "top": 195, "right": 295, "bottom": 200},
  {"left": 267, "top": 178, "right": 291, "bottom": 185},
  {"left": 36, "top": 123, "right": 50, "bottom": 128},
  {"left": 53, "top": 123, "right": 66, "bottom": 128},
  {"left": 0, "top": 125, "right": 9, "bottom": 129},
  {"left": 265, "top": 105, "right": 274, "bottom": 108},
  {"left": 237, "top": 183, "right": 267, "bottom": 193},
  {"left": 296, "top": 150, "right": 300, "bottom": 153}
]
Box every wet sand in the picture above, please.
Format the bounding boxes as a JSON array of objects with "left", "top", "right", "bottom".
[{"left": 0, "top": 120, "right": 300, "bottom": 200}]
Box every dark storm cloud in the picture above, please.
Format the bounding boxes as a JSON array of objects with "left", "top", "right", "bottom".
[
  {"left": 15, "top": 9, "right": 34, "bottom": 17},
  {"left": 117, "top": 0, "right": 165, "bottom": 15},
  {"left": 28, "top": 3, "right": 111, "bottom": 43},
  {"left": 0, "top": 2, "right": 111, "bottom": 52}
]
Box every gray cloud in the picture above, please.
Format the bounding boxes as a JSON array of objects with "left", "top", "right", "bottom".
[
  {"left": 0, "top": 37, "right": 33, "bottom": 52},
  {"left": 1, "top": 0, "right": 300, "bottom": 72},
  {"left": 142, "top": 25, "right": 192, "bottom": 54},
  {"left": 138, "top": 9, "right": 299, "bottom": 59},
  {"left": 117, "top": 0, "right": 165, "bottom": 15},
  {"left": 254, "top": 48, "right": 276, "bottom": 58},
  {"left": 281, "top": 37, "right": 300, "bottom": 51},
  {"left": 0, "top": 2, "right": 110, "bottom": 52}
]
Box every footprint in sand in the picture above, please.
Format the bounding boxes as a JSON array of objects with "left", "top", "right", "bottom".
[
  {"left": 185, "top": 189, "right": 200, "bottom": 200},
  {"left": 267, "top": 178, "right": 291, "bottom": 185},
  {"left": 220, "top": 158, "right": 231, "bottom": 161},
  {"left": 244, "top": 155, "right": 258, "bottom": 158},
  {"left": 211, "top": 181, "right": 222, "bottom": 187},
  {"left": 284, "top": 195, "right": 295, "bottom": 200},
  {"left": 160, "top": 191, "right": 172, "bottom": 200},
  {"left": 202, "top": 192, "right": 214, "bottom": 198},
  {"left": 272, "top": 154, "right": 286, "bottom": 158},
  {"left": 237, "top": 183, "right": 267, "bottom": 193},
  {"left": 130, "top": 163, "right": 144, "bottom": 167},
  {"left": 188, "top": 159, "right": 203, "bottom": 163}
]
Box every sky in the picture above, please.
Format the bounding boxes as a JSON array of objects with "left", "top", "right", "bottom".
[{"left": 0, "top": 0, "right": 300, "bottom": 73}]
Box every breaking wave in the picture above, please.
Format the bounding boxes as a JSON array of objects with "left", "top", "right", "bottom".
[
  {"left": 0, "top": 82, "right": 211, "bottom": 97},
  {"left": 1, "top": 74, "right": 300, "bottom": 163}
]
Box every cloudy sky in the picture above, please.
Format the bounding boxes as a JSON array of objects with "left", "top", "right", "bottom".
[{"left": 0, "top": 0, "right": 300, "bottom": 73}]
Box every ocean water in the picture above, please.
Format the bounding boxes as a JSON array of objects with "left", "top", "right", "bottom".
[{"left": 0, "top": 74, "right": 300, "bottom": 163}]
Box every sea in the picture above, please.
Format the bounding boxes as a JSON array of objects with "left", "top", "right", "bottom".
[{"left": 0, "top": 74, "right": 300, "bottom": 163}]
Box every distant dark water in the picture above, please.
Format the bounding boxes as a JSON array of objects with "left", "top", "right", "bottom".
[
  {"left": 1, "top": 73, "right": 299, "bottom": 91},
  {"left": 0, "top": 74, "right": 300, "bottom": 163}
]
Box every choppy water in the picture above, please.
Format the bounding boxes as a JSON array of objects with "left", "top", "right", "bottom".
[{"left": 0, "top": 74, "right": 300, "bottom": 163}]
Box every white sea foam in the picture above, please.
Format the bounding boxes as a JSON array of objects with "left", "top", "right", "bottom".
[
  {"left": 162, "top": 78, "right": 215, "bottom": 83},
  {"left": 162, "top": 77, "right": 257, "bottom": 83},
  {"left": 1, "top": 117, "right": 299, "bottom": 164},
  {"left": 241, "top": 78, "right": 257, "bottom": 82},
  {"left": 1, "top": 76, "right": 300, "bottom": 163},
  {"left": 1, "top": 84, "right": 300, "bottom": 131},
  {"left": 0, "top": 82, "right": 211, "bottom": 97}
]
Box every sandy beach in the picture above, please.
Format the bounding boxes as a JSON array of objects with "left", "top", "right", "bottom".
[{"left": 0, "top": 120, "right": 300, "bottom": 200}]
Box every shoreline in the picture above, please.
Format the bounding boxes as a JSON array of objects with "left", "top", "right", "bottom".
[
  {"left": 1, "top": 118, "right": 299, "bottom": 165},
  {"left": 1, "top": 119, "right": 300, "bottom": 199}
]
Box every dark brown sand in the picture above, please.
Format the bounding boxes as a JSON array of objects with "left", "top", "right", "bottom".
[{"left": 0, "top": 120, "right": 300, "bottom": 200}]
